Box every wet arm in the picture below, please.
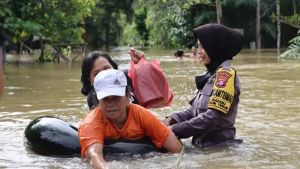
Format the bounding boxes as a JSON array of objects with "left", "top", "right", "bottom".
[
  {"left": 171, "top": 109, "right": 223, "bottom": 138},
  {"left": 163, "top": 106, "right": 194, "bottom": 126},
  {"left": 162, "top": 131, "right": 183, "bottom": 153},
  {"left": 140, "top": 108, "right": 182, "bottom": 153},
  {"left": 86, "top": 143, "right": 107, "bottom": 169}
]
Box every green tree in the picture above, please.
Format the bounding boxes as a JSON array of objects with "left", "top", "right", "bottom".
[
  {"left": 29, "top": 0, "right": 93, "bottom": 43},
  {"left": 134, "top": 6, "right": 149, "bottom": 46},
  {"left": 273, "top": 0, "right": 300, "bottom": 58},
  {"left": 222, "top": 0, "right": 277, "bottom": 48},
  {"left": 278, "top": 13, "right": 300, "bottom": 58},
  {"left": 0, "top": 0, "right": 42, "bottom": 49},
  {"left": 0, "top": 0, "right": 95, "bottom": 61},
  {"left": 280, "top": 29, "right": 300, "bottom": 59},
  {"left": 145, "top": 0, "right": 210, "bottom": 48},
  {"left": 121, "top": 22, "right": 142, "bottom": 46},
  {"left": 85, "top": 0, "right": 134, "bottom": 50}
]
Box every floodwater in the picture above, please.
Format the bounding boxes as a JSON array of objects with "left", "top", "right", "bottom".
[{"left": 0, "top": 49, "right": 299, "bottom": 169}]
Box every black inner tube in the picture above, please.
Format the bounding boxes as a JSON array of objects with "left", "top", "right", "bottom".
[{"left": 24, "top": 116, "right": 164, "bottom": 156}]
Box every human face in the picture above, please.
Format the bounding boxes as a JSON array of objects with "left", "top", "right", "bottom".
[
  {"left": 99, "top": 95, "right": 129, "bottom": 127},
  {"left": 197, "top": 40, "right": 211, "bottom": 65},
  {"left": 89, "top": 57, "right": 113, "bottom": 84}
]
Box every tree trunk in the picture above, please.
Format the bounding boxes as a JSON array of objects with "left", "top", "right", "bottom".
[
  {"left": 293, "top": 0, "right": 296, "bottom": 15},
  {"left": 276, "top": 0, "right": 281, "bottom": 55},
  {"left": 0, "top": 31, "right": 4, "bottom": 66},
  {"left": 256, "top": 0, "right": 261, "bottom": 50},
  {"left": 105, "top": 25, "right": 110, "bottom": 51},
  {"left": 39, "top": 40, "right": 45, "bottom": 62},
  {"left": 0, "top": 32, "right": 4, "bottom": 97},
  {"left": 216, "top": 0, "right": 222, "bottom": 25}
]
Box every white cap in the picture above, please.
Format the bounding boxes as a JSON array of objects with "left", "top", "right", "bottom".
[{"left": 93, "top": 69, "right": 127, "bottom": 100}]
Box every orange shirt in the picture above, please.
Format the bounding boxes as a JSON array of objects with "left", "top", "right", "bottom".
[{"left": 78, "top": 104, "right": 170, "bottom": 157}]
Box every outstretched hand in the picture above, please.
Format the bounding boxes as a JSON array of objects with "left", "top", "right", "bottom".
[{"left": 129, "top": 47, "right": 145, "bottom": 64}]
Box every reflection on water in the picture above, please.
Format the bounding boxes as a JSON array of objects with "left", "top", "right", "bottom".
[{"left": 0, "top": 49, "right": 299, "bottom": 168}]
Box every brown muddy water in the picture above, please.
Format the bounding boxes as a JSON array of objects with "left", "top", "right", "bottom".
[{"left": 0, "top": 49, "right": 299, "bottom": 168}]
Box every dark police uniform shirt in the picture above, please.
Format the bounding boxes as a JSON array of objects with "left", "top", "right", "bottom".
[{"left": 171, "top": 60, "right": 240, "bottom": 147}]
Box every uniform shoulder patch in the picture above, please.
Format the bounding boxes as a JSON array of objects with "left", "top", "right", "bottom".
[
  {"left": 208, "top": 67, "right": 235, "bottom": 114},
  {"left": 215, "top": 71, "right": 232, "bottom": 88}
]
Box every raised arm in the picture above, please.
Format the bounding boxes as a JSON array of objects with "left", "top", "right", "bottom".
[
  {"left": 129, "top": 47, "right": 145, "bottom": 64},
  {"left": 86, "top": 143, "right": 107, "bottom": 169}
]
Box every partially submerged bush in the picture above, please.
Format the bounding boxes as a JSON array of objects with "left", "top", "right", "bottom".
[{"left": 279, "top": 30, "right": 300, "bottom": 59}]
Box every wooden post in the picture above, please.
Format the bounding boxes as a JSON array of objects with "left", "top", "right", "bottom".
[{"left": 53, "top": 43, "right": 87, "bottom": 63}]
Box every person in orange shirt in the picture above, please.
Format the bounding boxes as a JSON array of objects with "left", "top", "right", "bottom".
[{"left": 78, "top": 69, "right": 182, "bottom": 169}]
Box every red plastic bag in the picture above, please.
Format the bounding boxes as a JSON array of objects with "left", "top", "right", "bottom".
[{"left": 128, "top": 58, "right": 173, "bottom": 108}]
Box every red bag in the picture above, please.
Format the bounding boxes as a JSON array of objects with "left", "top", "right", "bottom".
[{"left": 128, "top": 58, "right": 173, "bottom": 108}]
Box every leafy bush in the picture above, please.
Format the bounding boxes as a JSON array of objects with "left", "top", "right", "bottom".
[{"left": 280, "top": 30, "right": 300, "bottom": 59}]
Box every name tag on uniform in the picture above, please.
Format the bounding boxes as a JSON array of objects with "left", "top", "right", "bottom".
[{"left": 208, "top": 68, "right": 235, "bottom": 114}]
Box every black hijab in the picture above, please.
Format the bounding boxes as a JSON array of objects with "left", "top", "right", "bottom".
[
  {"left": 193, "top": 24, "right": 243, "bottom": 73},
  {"left": 193, "top": 24, "right": 242, "bottom": 90}
]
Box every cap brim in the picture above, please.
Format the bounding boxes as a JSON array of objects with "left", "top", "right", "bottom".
[{"left": 96, "top": 87, "right": 126, "bottom": 100}]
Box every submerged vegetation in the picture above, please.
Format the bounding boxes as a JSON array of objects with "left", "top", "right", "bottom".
[{"left": 280, "top": 30, "right": 300, "bottom": 59}]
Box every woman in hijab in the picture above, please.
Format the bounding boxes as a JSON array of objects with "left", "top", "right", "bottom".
[{"left": 163, "top": 24, "right": 243, "bottom": 147}]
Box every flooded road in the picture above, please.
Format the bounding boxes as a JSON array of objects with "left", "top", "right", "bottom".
[{"left": 0, "top": 49, "right": 299, "bottom": 168}]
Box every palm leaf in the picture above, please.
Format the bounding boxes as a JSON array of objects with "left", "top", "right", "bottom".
[
  {"left": 279, "top": 31, "right": 300, "bottom": 59},
  {"left": 261, "top": 22, "right": 276, "bottom": 39}
]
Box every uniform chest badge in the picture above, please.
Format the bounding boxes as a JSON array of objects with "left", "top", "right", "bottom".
[{"left": 215, "top": 71, "right": 232, "bottom": 88}]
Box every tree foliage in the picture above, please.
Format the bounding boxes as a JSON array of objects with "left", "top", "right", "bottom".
[
  {"left": 84, "top": 0, "right": 134, "bottom": 50},
  {"left": 280, "top": 30, "right": 300, "bottom": 59},
  {"left": 125, "top": 0, "right": 291, "bottom": 49},
  {"left": 32, "top": 0, "right": 95, "bottom": 43},
  {"left": 1, "top": 0, "right": 299, "bottom": 57},
  {"left": 0, "top": 0, "right": 42, "bottom": 44},
  {"left": 279, "top": 13, "right": 300, "bottom": 59},
  {"left": 134, "top": 6, "right": 149, "bottom": 46},
  {"left": 133, "top": 0, "right": 210, "bottom": 48},
  {"left": 0, "top": 0, "right": 95, "bottom": 45}
]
